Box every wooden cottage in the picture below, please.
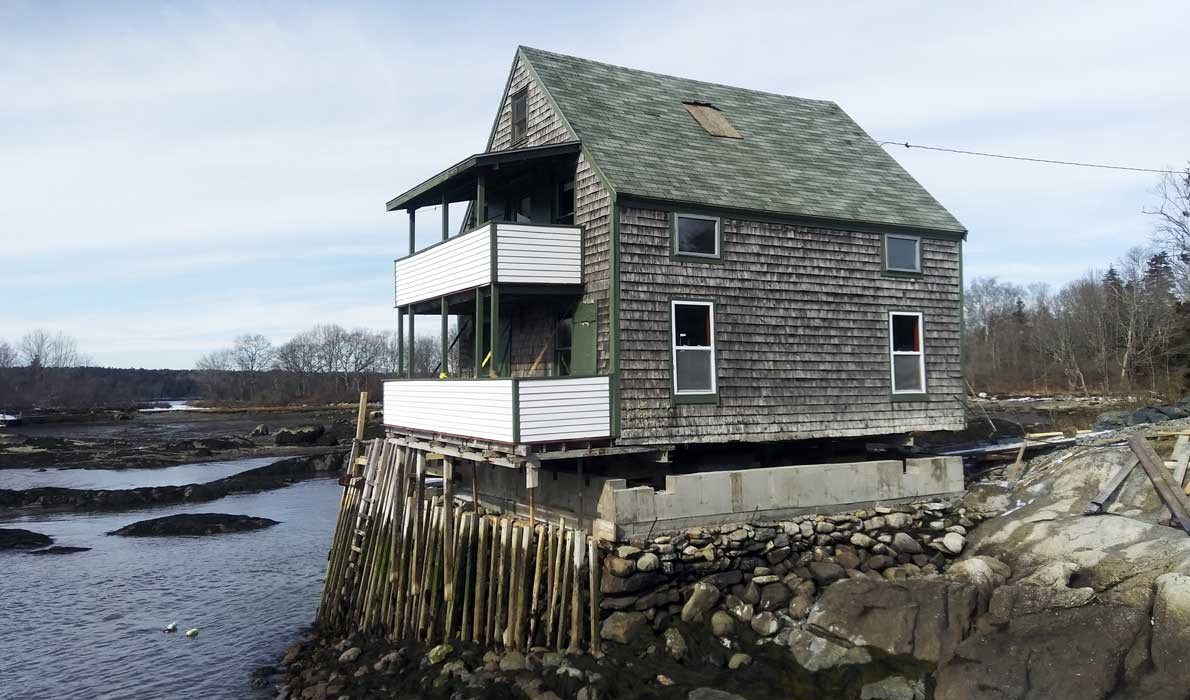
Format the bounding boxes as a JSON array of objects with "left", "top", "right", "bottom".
[{"left": 382, "top": 47, "right": 967, "bottom": 530}]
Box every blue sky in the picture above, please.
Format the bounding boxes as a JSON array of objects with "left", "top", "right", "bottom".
[{"left": 2, "top": 1, "right": 1187, "bottom": 368}]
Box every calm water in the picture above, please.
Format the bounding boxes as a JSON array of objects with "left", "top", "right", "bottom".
[
  {"left": 0, "top": 457, "right": 280, "bottom": 491},
  {"left": 0, "top": 464, "right": 340, "bottom": 700}
]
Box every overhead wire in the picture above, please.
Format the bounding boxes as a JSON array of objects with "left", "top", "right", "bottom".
[{"left": 877, "top": 141, "right": 1182, "bottom": 175}]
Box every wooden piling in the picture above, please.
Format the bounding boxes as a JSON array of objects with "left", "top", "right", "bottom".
[
  {"left": 556, "top": 529, "right": 573, "bottom": 651},
  {"left": 588, "top": 537, "right": 600, "bottom": 656},
  {"left": 529, "top": 524, "right": 546, "bottom": 645},
  {"left": 495, "top": 517, "right": 511, "bottom": 647},
  {"left": 443, "top": 457, "right": 455, "bottom": 604},
  {"left": 473, "top": 514, "right": 489, "bottom": 643},
  {"left": 316, "top": 443, "right": 600, "bottom": 656}
]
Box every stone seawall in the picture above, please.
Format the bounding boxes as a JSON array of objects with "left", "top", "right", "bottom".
[{"left": 596, "top": 499, "right": 980, "bottom": 644}]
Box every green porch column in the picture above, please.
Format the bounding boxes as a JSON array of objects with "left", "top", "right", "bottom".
[
  {"left": 408, "top": 312, "right": 416, "bottom": 378},
  {"left": 408, "top": 209, "right": 416, "bottom": 256},
  {"left": 489, "top": 284, "right": 500, "bottom": 377},
  {"left": 474, "top": 288, "right": 485, "bottom": 377},
  {"left": 476, "top": 172, "right": 486, "bottom": 228},
  {"left": 441, "top": 192, "right": 449, "bottom": 241},
  {"left": 440, "top": 296, "right": 449, "bottom": 377},
  {"left": 396, "top": 307, "right": 404, "bottom": 375}
]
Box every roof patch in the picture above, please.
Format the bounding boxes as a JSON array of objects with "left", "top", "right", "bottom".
[{"left": 683, "top": 101, "right": 741, "bottom": 139}]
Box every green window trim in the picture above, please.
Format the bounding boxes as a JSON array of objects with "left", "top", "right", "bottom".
[
  {"left": 882, "top": 233, "right": 924, "bottom": 278},
  {"left": 672, "top": 212, "right": 722, "bottom": 263},
  {"left": 672, "top": 392, "right": 720, "bottom": 406}
]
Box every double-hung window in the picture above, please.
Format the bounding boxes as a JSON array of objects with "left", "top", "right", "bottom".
[
  {"left": 672, "top": 300, "right": 717, "bottom": 396},
  {"left": 510, "top": 89, "right": 528, "bottom": 145},
  {"left": 889, "top": 312, "right": 926, "bottom": 394},
  {"left": 884, "top": 234, "right": 921, "bottom": 274},
  {"left": 674, "top": 214, "right": 720, "bottom": 258}
]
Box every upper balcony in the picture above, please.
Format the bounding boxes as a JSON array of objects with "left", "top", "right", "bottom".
[{"left": 394, "top": 221, "right": 582, "bottom": 307}]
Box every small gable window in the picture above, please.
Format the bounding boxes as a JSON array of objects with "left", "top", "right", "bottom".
[
  {"left": 674, "top": 213, "right": 720, "bottom": 258},
  {"left": 889, "top": 312, "right": 926, "bottom": 395},
  {"left": 884, "top": 234, "right": 921, "bottom": 274},
  {"left": 683, "top": 101, "right": 741, "bottom": 139},
  {"left": 510, "top": 88, "right": 528, "bottom": 145}
]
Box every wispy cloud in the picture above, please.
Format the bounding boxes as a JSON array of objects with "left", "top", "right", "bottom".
[{"left": 1, "top": 1, "right": 1187, "bottom": 367}]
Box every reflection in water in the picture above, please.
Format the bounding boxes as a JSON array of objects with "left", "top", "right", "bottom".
[
  {"left": 0, "top": 457, "right": 282, "bottom": 491},
  {"left": 0, "top": 474, "right": 339, "bottom": 700}
]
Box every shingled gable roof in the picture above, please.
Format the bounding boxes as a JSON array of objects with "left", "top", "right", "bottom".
[{"left": 515, "top": 46, "right": 966, "bottom": 236}]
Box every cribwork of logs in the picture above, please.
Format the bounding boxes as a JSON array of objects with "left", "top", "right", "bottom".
[{"left": 317, "top": 438, "right": 601, "bottom": 653}]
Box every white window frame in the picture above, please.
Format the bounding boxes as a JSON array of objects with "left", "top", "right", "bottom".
[
  {"left": 672, "top": 299, "right": 717, "bottom": 395},
  {"left": 674, "top": 213, "right": 721, "bottom": 258},
  {"left": 885, "top": 234, "right": 921, "bottom": 273},
  {"left": 889, "top": 311, "right": 927, "bottom": 394}
]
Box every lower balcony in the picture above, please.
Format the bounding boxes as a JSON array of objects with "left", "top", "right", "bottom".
[{"left": 382, "top": 376, "right": 611, "bottom": 446}]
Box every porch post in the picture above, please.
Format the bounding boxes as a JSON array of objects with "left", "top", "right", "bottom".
[
  {"left": 440, "top": 296, "right": 449, "bottom": 377},
  {"left": 396, "top": 306, "right": 404, "bottom": 375},
  {"left": 441, "top": 192, "right": 449, "bottom": 241},
  {"left": 408, "top": 209, "right": 416, "bottom": 256},
  {"left": 489, "top": 284, "right": 500, "bottom": 377},
  {"left": 474, "top": 288, "right": 484, "bottom": 377},
  {"left": 476, "top": 172, "right": 486, "bottom": 227},
  {"left": 408, "top": 312, "right": 416, "bottom": 378}
]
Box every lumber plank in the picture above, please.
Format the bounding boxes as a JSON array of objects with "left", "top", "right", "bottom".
[
  {"left": 1130, "top": 435, "right": 1190, "bottom": 535},
  {"left": 1087, "top": 457, "right": 1139, "bottom": 514}
]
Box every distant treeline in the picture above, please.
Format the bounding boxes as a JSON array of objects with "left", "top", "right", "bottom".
[
  {"left": 192, "top": 324, "right": 447, "bottom": 404},
  {"left": 964, "top": 167, "right": 1190, "bottom": 398},
  {"left": 0, "top": 323, "right": 448, "bottom": 410},
  {"left": 0, "top": 366, "right": 199, "bottom": 410}
]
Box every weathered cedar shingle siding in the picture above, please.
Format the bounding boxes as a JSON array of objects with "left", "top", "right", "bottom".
[
  {"left": 489, "top": 57, "right": 572, "bottom": 152},
  {"left": 575, "top": 153, "right": 612, "bottom": 374},
  {"left": 617, "top": 206, "right": 964, "bottom": 444},
  {"left": 484, "top": 56, "right": 611, "bottom": 375},
  {"left": 508, "top": 305, "right": 557, "bottom": 376}
]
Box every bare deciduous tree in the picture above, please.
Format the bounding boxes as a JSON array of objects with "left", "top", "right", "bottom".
[
  {"left": 231, "top": 334, "right": 275, "bottom": 373},
  {"left": 195, "top": 348, "right": 235, "bottom": 371},
  {"left": 17, "top": 330, "right": 90, "bottom": 368},
  {"left": 1146, "top": 165, "right": 1190, "bottom": 296},
  {"left": 0, "top": 340, "right": 16, "bottom": 369}
]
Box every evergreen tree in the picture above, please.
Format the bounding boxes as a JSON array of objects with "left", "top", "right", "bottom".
[{"left": 1144, "top": 251, "right": 1176, "bottom": 306}]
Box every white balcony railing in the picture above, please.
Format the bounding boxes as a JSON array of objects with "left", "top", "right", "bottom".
[
  {"left": 394, "top": 222, "right": 582, "bottom": 307},
  {"left": 383, "top": 376, "right": 611, "bottom": 444}
]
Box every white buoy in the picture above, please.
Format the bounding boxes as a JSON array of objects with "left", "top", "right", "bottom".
[
  {"left": 163, "top": 622, "right": 178, "bottom": 633},
  {"left": 185, "top": 628, "right": 199, "bottom": 638}
]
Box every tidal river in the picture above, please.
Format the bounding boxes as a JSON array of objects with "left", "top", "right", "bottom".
[{"left": 0, "top": 459, "right": 340, "bottom": 699}]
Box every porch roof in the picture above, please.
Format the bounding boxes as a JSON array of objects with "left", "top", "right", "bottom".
[{"left": 385, "top": 140, "right": 581, "bottom": 212}]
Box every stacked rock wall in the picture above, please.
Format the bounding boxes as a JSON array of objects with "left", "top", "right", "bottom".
[{"left": 597, "top": 500, "right": 982, "bottom": 644}]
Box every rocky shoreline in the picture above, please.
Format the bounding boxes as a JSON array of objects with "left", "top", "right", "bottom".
[
  {"left": 0, "top": 409, "right": 381, "bottom": 470},
  {"left": 267, "top": 500, "right": 980, "bottom": 700},
  {"left": 0, "top": 450, "right": 347, "bottom": 511},
  {"left": 268, "top": 428, "right": 1190, "bottom": 700}
]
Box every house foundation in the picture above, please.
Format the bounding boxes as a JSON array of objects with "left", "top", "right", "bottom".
[{"left": 455, "top": 451, "right": 964, "bottom": 541}]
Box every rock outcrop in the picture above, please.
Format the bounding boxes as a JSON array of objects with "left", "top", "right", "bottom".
[
  {"left": 274, "top": 425, "right": 325, "bottom": 446},
  {"left": 27, "top": 545, "right": 91, "bottom": 555},
  {"left": 0, "top": 450, "right": 346, "bottom": 511},
  {"left": 808, "top": 578, "right": 979, "bottom": 665},
  {"left": 108, "top": 512, "right": 279, "bottom": 537},
  {"left": 0, "top": 527, "right": 53, "bottom": 549}
]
